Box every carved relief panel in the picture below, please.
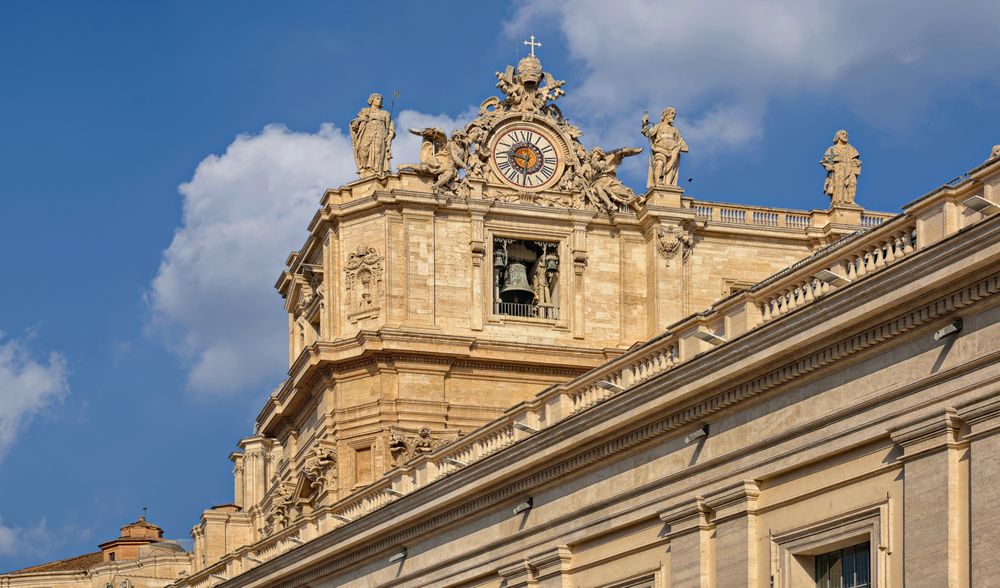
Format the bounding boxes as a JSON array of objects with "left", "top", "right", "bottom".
[{"left": 344, "top": 245, "right": 384, "bottom": 322}]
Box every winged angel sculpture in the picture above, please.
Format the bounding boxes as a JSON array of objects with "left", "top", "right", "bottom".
[
  {"left": 579, "top": 147, "right": 644, "bottom": 211},
  {"left": 398, "top": 127, "right": 467, "bottom": 194}
]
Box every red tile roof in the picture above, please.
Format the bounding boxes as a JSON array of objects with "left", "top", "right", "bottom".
[{"left": 6, "top": 551, "right": 103, "bottom": 574}]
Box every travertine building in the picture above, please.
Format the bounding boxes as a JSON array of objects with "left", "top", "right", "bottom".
[
  {"left": 5, "top": 52, "right": 1000, "bottom": 588},
  {"left": 0, "top": 518, "right": 190, "bottom": 587}
]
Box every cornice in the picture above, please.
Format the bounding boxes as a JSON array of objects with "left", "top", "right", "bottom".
[
  {"left": 256, "top": 331, "right": 615, "bottom": 435},
  {"left": 214, "top": 216, "right": 1000, "bottom": 588}
]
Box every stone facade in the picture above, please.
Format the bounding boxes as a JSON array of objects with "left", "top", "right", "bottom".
[
  {"left": 175, "top": 148, "right": 1000, "bottom": 588},
  {"left": 185, "top": 54, "right": 902, "bottom": 574}
]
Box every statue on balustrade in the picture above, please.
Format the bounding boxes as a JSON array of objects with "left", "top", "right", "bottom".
[
  {"left": 350, "top": 93, "right": 395, "bottom": 177},
  {"left": 821, "top": 130, "right": 861, "bottom": 206},
  {"left": 642, "top": 107, "right": 688, "bottom": 188},
  {"left": 990, "top": 145, "right": 1000, "bottom": 161}
]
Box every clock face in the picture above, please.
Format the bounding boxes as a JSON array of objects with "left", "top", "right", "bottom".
[{"left": 490, "top": 125, "right": 563, "bottom": 191}]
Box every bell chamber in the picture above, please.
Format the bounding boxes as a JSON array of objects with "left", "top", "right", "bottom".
[{"left": 492, "top": 237, "right": 561, "bottom": 319}]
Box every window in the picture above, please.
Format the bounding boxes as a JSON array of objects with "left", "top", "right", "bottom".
[
  {"left": 770, "top": 504, "right": 885, "bottom": 588},
  {"left": 353, "top": 445, "right": 373, "bottom": 487},
  {"left": 492, "top": 238, "right": 560, "bottom": 320},
  {"left": 815, "top": 542, "right": 870, "bottom": 588},
  {"left": 108, "top": 552, "right": 116, "bottom": 561}
]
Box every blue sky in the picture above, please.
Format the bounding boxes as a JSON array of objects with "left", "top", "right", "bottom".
[{"left": 1, "top": 0, "right": 998, "bottom": 571}]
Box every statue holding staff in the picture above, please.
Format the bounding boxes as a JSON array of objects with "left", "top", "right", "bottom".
[{"left": 642, "top": 107, "right": 688, "bottom": 188}]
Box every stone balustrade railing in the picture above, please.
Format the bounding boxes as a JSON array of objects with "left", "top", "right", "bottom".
[
  {"left": 689, "top": 199, "right": 894, "bottom": 230},
  {"left": 182, "top": 162, "right": 999, "bottom": 587},
  {"left": 756, "top": 221, "right": 916, "bottom": 322}
]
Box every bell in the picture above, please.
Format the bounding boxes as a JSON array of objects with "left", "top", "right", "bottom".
[
  {"left": 500, "top": 261, "right": 534, "bottom": 304},
  {"left": 545, "top": 252, "right": 559, "bottom": 273},
  {"left": 493, "top": 248, "right": 506, "bottom": 269}
]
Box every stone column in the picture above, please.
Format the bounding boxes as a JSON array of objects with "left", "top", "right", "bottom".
[
  {"left": 498, "top": 559, "right": 539, "bottom": 588},
  {"left": 229, "top": 452, "right": 245, "bottom": 508},
  {"left": 660, "top": 497, "right": 716, "bottom": 588},
  {"left": 322, "top": 225, "right": 340, "bottom": 339},
  {"left": 703, "top": 481, "right": 761, "bottom": 588},
  {"left": 468, "top": 201, "right": 490, "bottom": 331},
  {"left": 569, "top": 212, "right": 593, "bottom": 339},
  {"left": 238, "top": 436, "right": 270, "bottom": 510},
  {"left": 648, "top": 219, "right": 691, "bottom": 333},
  {"left": 529, "top": 545, "right": 573, "bottom": 588},
  {"left": 957, "top": 396, "right": 1000, "bottom": 587},
  {"left": 889, "top": 409, "right": 969, "bottom": 588}
]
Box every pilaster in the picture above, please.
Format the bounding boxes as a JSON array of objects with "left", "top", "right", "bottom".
[
  {"left": 569, "top": 211, "right": 593, "bottom": 339},
  {"left": 468, "top": 200, "right": 491, "bottom": 331},
  {"left": 888, "top": 409, "right": 969, "bottom": 588},
  {"left": 660, "top": 497, "right": 715, "bottom": 588},
  {"left": 956, "top": 395, "right": 1000, "bottom": 587},
  {"left": 530, "top": 545, "right": 573, "bottom": 588},
  {"left": 703, "top": 480, "right": 761, "bottom": 588},
  {"left": 498, "top": 559, "right": 539, "bottom": 588}
]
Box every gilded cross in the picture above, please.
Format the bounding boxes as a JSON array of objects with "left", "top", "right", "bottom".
[{"left": 523, "top": 35, "right": 542, "bottom": 57}]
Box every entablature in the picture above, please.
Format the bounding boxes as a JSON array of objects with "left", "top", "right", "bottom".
[{"left": 255, "top": 328, "right": 615, "bottom": 437}]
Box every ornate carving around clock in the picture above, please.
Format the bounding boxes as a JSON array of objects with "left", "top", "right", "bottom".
[{"left": 395, "top": 53, "right": 644, "bottom": 213}]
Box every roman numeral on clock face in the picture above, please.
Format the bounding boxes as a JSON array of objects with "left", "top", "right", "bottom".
[{"left": 493, "top": 127, "right": 559, "bottom": 188}]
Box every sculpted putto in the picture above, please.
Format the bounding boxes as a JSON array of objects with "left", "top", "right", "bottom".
[
  {"left": 350, "top": 93, "right": 395, "bottom": 177},
  {"left": 642, "top": 107, "right": 688, "bottom": 188},
  {"left": 821, "top": 130, "right": 862, "bottom": 206}
]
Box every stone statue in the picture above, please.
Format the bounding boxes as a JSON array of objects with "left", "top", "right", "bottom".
[
  {"left": 495, "top": 55, "right": 565, "bottom": 115},
  {"left": 642, "top": 107, "right": 688, "bottom": 188},
  {"left": 398, "top": 127, "right": 467, "bottom": 194},
  {"left": 350, "top": 93, "right": 395, "bottom": 177},
  {"left": 989, "top": 145, "right": 1000, "bottom": 161},
  {"left": 821, "top": 130, "right": 861, "bottom": 206},
  {"left": 582, "top": 146, "right": 644, "bottom": 212},
  {"left": 532, "top": 261, "right": 551, "bottom": 307}
]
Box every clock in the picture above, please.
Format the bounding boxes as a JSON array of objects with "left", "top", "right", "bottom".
[{"left": 489, "top": 124, "right": 564, "bottom": 191}]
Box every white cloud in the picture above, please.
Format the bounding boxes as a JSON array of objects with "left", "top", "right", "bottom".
[
  {"left": 148, "top": 113, "right": 477, "bottom": 396},
  {"left": 0, "top": 333, "right": 68, "bottom": 463},
  {"left": 0, "top": 518, "right": 51, "bottom": 557},
  {"left": 507, "top": 0, "right": 1000, "bottom": 152},
  {"left": 147, "top": 123, "right": 356, "bottom": 395}
]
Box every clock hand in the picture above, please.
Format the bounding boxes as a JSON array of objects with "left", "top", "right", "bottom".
[{"left": 511, "top": 152, "right": 529, "bottom": 185}]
